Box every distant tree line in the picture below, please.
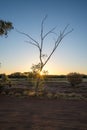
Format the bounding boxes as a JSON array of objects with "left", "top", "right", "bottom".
[{"left": 0, "top": 72, "right": 87, "bottom": 79}]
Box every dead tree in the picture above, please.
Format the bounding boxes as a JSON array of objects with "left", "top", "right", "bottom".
[{"left": 17, "top": 15, "right": 73, "bottom": 91}]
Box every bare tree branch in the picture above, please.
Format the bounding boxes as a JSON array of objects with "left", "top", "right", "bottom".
[
  {"left": 62, "top": 28, "right": 74, "bottom": 38},
  {"left": 43, "top": 25, "right": 73, "bottom": 68},
  {"left": 43, "top": 46, "right": 56, "bottom": 68},
  {"left": 25, "top": 41, "right": 40, "bottom": 49},
  {"left": 40, "top": 15, "right": 48, "bottom": 50},
  {"left": 40, "top": 15, "right": 57, "bottom": 70},
  {"left": 40, "top": 15, "right": 48, "bottom": 69},
  {"left": 40, "top": 15, "right": 56, "bottom": 50},
  {"left": 62, "top": 24, "right": 69, "bottom": 35},
  {"left": 41, "top": 15, "right": 48, "bottom": 26},
  {"left": 16, "top": 29, "right": 40, "bottom": 47},
  {"left": 43, "top": 27, "right": 56, "bottom": 39}
]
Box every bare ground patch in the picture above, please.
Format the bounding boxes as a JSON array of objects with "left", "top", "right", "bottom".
[{"left": 0, "top": 95, "right": 87, "bottom": 130}]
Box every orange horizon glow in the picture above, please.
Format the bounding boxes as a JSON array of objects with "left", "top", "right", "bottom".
[{"left": 0, "top": 69, "right": 87, "bottom": 75}]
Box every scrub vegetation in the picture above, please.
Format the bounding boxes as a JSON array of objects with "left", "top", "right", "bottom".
[{"left": 0, "top": 72, "right": 87, "bottom": 100}]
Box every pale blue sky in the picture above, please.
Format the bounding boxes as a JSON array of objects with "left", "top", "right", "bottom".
[{"left": 0, "top": 0, "right": 87, "bottom": 75}]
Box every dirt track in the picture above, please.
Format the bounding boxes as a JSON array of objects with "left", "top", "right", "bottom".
[{"left": 0, "top": 95, "right": 87, "bottom": 130}]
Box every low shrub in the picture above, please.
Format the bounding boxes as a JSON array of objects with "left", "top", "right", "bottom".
[
  {"left": 1, "top": 74, "right": 9, "bottom": 82},
  {"left": 67, "top": 72, "right": 82, "bottom": 86}
]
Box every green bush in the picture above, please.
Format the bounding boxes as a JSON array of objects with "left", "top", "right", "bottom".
[
  {"left": 1, "top": 74, "right": 9, "bottom": 82},
  {"left": 67, "top": 72, "right": 82, "bottom": 86}
]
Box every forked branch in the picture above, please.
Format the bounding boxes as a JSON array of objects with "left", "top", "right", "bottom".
[
  {"left": 43, "top": 25, "right": 73, "bottom": 67},
  {"left": 16, "top": 29, "right": 40, "bottom": 48},
  {"left": 16, "top": 16, "right": 73, "bottom": 73}
]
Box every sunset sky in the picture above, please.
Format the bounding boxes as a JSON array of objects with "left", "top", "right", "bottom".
[{"left": 0, "top": 0, "right": 87, "bottom": 75}]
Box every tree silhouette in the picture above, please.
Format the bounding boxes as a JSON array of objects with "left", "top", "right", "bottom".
[
  {"left": 0, "top": 20, "right": 13, "bottom": 37},
  {"left": 0, "top": 20, "right": 13, "bottom": 72},
  {"left": 17, "top": 15, "right": 73, "bottom": 91}
]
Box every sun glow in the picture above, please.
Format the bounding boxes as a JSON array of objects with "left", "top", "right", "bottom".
[{"left": 40, "top": 71, "right": 43, "bottom": 76}]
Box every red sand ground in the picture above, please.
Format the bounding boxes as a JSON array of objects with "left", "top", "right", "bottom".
[{"left": 0, "top": 95, "right": 87, "bottom": 130}]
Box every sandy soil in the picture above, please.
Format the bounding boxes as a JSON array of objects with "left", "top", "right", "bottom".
[{"left": 0, "top": 95, "right": 87, "bottom": 130}]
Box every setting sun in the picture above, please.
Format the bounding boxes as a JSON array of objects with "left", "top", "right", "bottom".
[{"left": 40, "top": 71, "right": 43, "bottom": 76}]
